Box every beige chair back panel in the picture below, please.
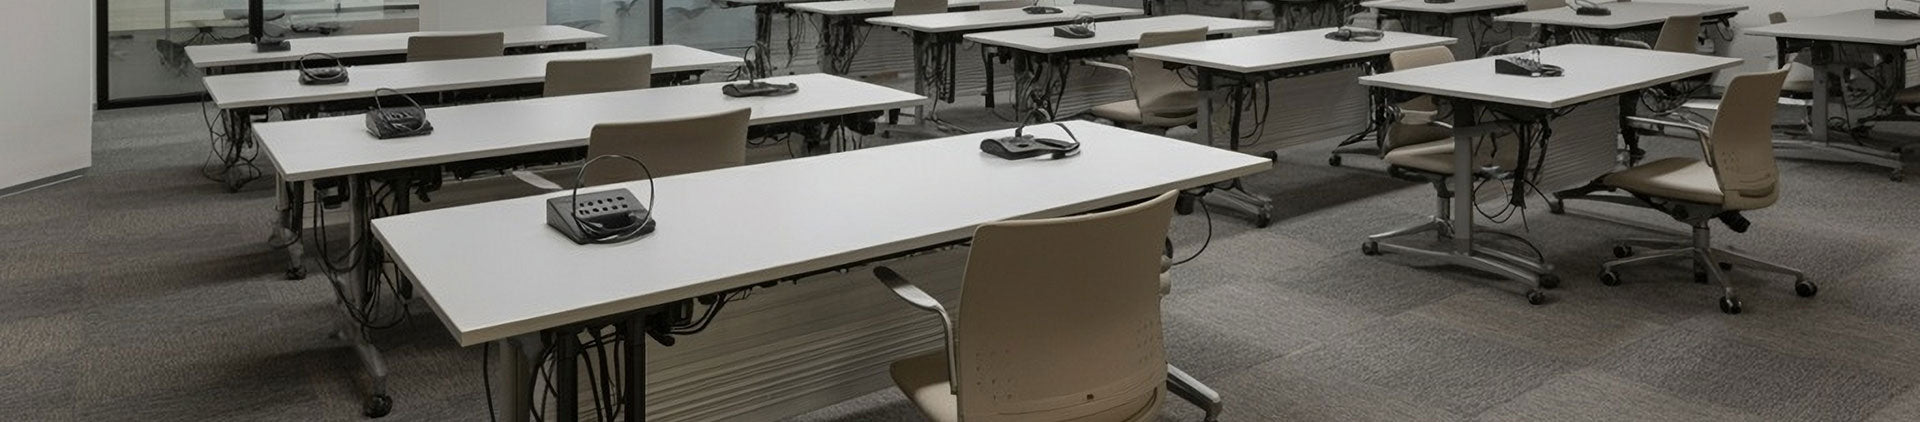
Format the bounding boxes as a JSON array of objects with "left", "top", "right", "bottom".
[
  {"left": 407, "top": 32, "right": 505, "bottom": 62},
  {"left": 1708, "top": 69, "right": 1789, "bottom": 211},
  {"left": 1652, "top": 15, "right": 1703, "bottom": 54},
  {"left": 582, "top": 107, "right": 751, "bottom": 185},
  {"left": 546, "top": 53, "right": 654, "bottom": 97},
  {"left": 1131, "top": 28, "right": 1208, "bottom": 127},
  {"left": 1767, "top": 12, "right": 1787, "bottom": 24},
  {"left": 895, "top": 0, "right": 950, "bottom": 16},
  {"left": 954, "top": 191, "right": 1176, "bottom": 422},
  {"left": 1386, "top": 46, "right": 1456, "bottom": 151},
  {"left": 979, "top": 0, "right": 1027, "bottom": 10},
  {"left": 1526, "top": 0, "right": 1561, "bottom": 11}
]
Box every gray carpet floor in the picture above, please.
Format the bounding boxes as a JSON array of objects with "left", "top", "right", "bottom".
[{"left": 4, "top": 96, "right": 1920, "bottom": 421}]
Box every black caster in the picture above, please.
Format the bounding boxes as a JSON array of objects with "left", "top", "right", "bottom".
[
  {"left": 1538, "top": 274, "right": 1561, "bottom": 289},
  {"left": 1719, "top": 262, "right": 1733, "bottom": 271},
  {"left": 363, "top": 394, "right": 392, "bottom": 418},
  {"left": 1328, "top": 155, "right": 1343, "bottom": 167},
  {"left": 1599, "top": 270, "right": 1621, "bottom": 286},
  {"left": 1693, "top": 271, "right": 1709, "bottom": 284},
  {"left": 1891, "top": 171, "right": 1905, "bottom": 182},
  {"left": 285, "top": 266, "right": 307, "bottom": 280},
  {"left": 1175, "top": 195, "right": 1195, "bottom": 215},
  {"left": 1612, "top": 245, "right": 1633, "bottom": 258},
  {"left": 1795, "top": 280, "right": 1819, "bottom": 298},
  {"left": 1253, "top": 214, "right": 1272, "bottom": 229},
  {"left": 1548, "top": 201, "right": 1565, "bottom": 215},
  {"left": 1361, "top": 241, "right": 1381, "bottom": 256},
  {"left": 1718, "top": 296, "right": 1742, "bottom": 315},
  {"left": 1263, "top": 151, "right": 1280, "bottom": 163},
  {"left": 1526, "top": 290, "right": 1548, "bottom": 305}
]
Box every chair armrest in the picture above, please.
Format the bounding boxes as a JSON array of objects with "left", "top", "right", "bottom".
[
  {"left": 1080, "top": 59, "right": 1132, "bottom": 76},
  {"left": 512, "top": 170, "right": 565, "bottom": 191},
  {"left": 1625, "top": 116, "right": 1715, "bottom": 165},
  {"left": 872, "top": 266, "right": 959, "bottom": 394}
]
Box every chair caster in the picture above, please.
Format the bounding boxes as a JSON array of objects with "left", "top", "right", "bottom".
[
  {"left": 1175, "top": 195, "right": 1195, "bottom": 215},
  {"left": 1891, "top": 171, "right": 1905, "bottom": 182},
  {"left": 1718, "top": 296, "right": 1742, "bottom": 315},
  {"left": 1693, "top": 271, "right": 1709, "bottom": 284},
  {"left": 1253, "top": 213, "right": 1272, "bottom": 229},
  {"left": 1328, "top": 154, "right": 1343, "bottom": 167},
  {"left": 1537, "top": 274, "right": 1560, "bottom": 289},
  {"left": 1361, "top": 241, "right": 1381, "bottom": 256},
  {"left": 1262, "top": 151, "right": 1280, "bottom": 163},
  {"left": 1795, "top": 280, "right": 1819, "bottom": 298},
  {"left": 1719, "top": 262, "right": 1733, "bottom": 271},
  {"left": 1526, "top": 290, "right": 1548, "bottom": 305},
  {"left": 1599, "top": 270, "right": 1621, "bottom": 286},
  {"left": 1611, "top": 245, "right": 1632, "bottom": 258},
  {"left": 363, "top": 394, "right": 393, "bottom": 418},
  {"left": 286, "top": 266, "right": 307, "bottom": 280},
  {"left": 1548, "top": 201, "right": 1565, "bottom": 214}
]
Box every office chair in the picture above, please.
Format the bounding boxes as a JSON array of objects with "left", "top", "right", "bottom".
[
  {"left": 978, "top": 0, "right": 1028, "bottom": 9},
  {"left": 1525, "top": 0, "right": 1561, "bottom": 11},
  {"left": 505, "top": 108, "right": 751, "bottom": 191},
  {"left": 406, "top": 32, "right": 505, "bottom": 62},
  {"left": 895, "top": 0, "right": 950, "bottom": 16},
  {"left": 872, "top": 191, "right": 1178, "bottom": 422},
  {"left": 1586, "top": 69, "right": 1817, "bottom": 314},
  {"left": 1086, "top": 28, "right": 1208, "bottom": 135},
  {"left": 544, "top": 53, "right": 654, "bottom": 97},
  {"left": 1361, "top": 46, "right": 1541, "bottom": 285},
  {"left": 1613, "top": 15, "right": 1701, "bottom": 53}
]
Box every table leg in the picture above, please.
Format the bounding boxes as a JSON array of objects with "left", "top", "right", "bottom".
[
  {"left": 752, "top": 4, "right": 777, "bottom": 78},
  {"left": 274, "top": 179, "right": 307, "bottom": 280},
  {"left": 622, "top": 314, "right": 649, "bottom": 422},
  {"left": 339, "top": 174, "right": 394, "bottom": 417},
  {"left": 984, "top": 47, "right": 997, "bottom": 109},
  {"left": 554, "top": 328, "right": 580, "bottom": 422},
  {"left": 1198, "top": 76, "right": 1276, "bottom": 228},
  {"left": 494, "top": 338, "right": 532, "bottom": 422}
]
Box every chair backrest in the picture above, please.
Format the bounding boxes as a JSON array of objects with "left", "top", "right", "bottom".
[
  {"left": 1768, "top": 12, "right": 1787, "bottom": 24},
  {"left": 407, "top": 32, "right": 505, "bottom": 62},
  {"left": 545, "top": 53, "right": 653, "bottom": 97},
  {"left": 581, "top": 108, "right": 751, "bottom": 185},
  {"left": 1705, "top": 69, "right": 1789, "bottom": 211},
  {"left": 1384, "top": 46, "right": 1456, "bottom": 151},
  {"left": 953, "top": 191, "right": 1176, "bottom": 422},
  {"left": 1129, "top": 28, "right": 1208, "bottom": 127},
  {"left": 895, "top": 0, "right": 949, "bottom": 16},
  {"left": 1651, "top": 15, "right": 1703, "bottom": 54},
  {"left": 978, "top": 0, "right": 1027, "bottom": 9},
  {"left": 1526, "top": 0, "right": 1562, "bottom": 11}
]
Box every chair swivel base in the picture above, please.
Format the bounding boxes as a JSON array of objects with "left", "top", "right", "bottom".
[
  {"left": 1194, "top": 180, "right": 1275, "bottom": 228},
  {"left": 1771, "top": 139, "right": 1909, "bottom": 182},
  {"left": 1598, "top": 230, "right": 1817, "bottom": 315}
]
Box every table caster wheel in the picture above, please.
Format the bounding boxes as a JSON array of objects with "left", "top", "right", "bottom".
[
  {"left": 1361, "top": 241, "right": 1381, "bottom": 256},
  {"left": 1795, "top": 280, "right": 1819, "bottom": 298},
  {"left": 285, "top": 266, "right": 307, "bottom": 280},
  {"left": 1537, "top": 274, "right": 1560, "bottom": 289},
  {"left": 1599, "top": 270, "right": 1621, "bottom": 286},
  {"left": 1612, "top": 245, "right": 1633, "bottom": 258},
  {"left": 1526, "top": 290, "right": 1548, "bottom": 305},
  {"left": 1328, "top": 155, "right": 1343, "bottom": 167},
  {"left": 363, "top": 394, "right": 392, "bottom": 418},
  {"left": 1175, "top": 195, "right": 1195, "bottom": 215},
  {"left": 1718, "top": 296, "right": 1742, "bottom": 315},
  {"left": 1253, "top": 214, "right": 1272, "bottom": 229}
]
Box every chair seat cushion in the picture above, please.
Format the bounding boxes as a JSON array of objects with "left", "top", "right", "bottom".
[
  {"left": 1603, "top": 157, "right": 1723, "bottom": 205},
  {"left": 1092, "top": 93, "right": 1201, "bottom": 127},
  {"left": 1782, "top": 63, "right": 1815, "bottom": 94},
  {"left": 1091, "top": 100, "right": 1146, "bottom": 124},
  {"left": 891, "top": 352, "right": 959, "bottom": 422},
  {"left": 1381, "top": 136, "right": 1518, "bottom": 175}
]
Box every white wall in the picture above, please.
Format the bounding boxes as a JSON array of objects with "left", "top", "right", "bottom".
[
  {"left": 420, "top": 0, "right": 548, "bottom": 31},
  {"left": 1, "top": 0, "right": 93, "bottom": 193}
]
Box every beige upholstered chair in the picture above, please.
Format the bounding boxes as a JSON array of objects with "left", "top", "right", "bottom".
[
  {"left": 509, "top": 108, "right": 751, "bottom": 192},
  {"left": 895, "top": 0, "right": 949, "bottom": 16},
  {"left": 545, "top": 53, "right": 654, "bottom": 97},
  {"left": 1613, "top": 15, "right": 1701, "bottom": 53},
  {"left": 1592, "top": 69, "right": 1816, "bottom": 314},
  {"left": 406, "top": 32, "right": 505, "bottom": 62},
  {"left": 978, "top": 0, "right": 1027, "bottom": 9},
  {"left": 1088, "top": 28, "right": 1207, "bottom": 134},
  {"left": 1362, "top": 46, "right": 1536, "bottom": 283},
  {"left": 873, "top": 191, "right": 1178, "bottom": 422},
  {"left": 1525, "top": 0, "right": 1561, "bottom": 11}
]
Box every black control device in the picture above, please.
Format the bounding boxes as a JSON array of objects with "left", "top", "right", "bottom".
[
  {"left": 547, "top": 188, "right": 655, "bottom": 245},
  {"left": 1052, "top": 13, "right": 1097, "bottom": 39},
  {"left": 255, "top": 38, "right": 291, "bottom": 52},
  {"left": 1879, "top": 0, "right": 1920, "bottom": 19},
  {"left": 1023, "top": 5, "right": 1064, "bottom": 14},
  {"left": 1424, "top": 0, "right": 1455, "bottom": 3},
  {"left": 723, "top": 81, "right": 800, "bottom": 97},
  {"left": 297, "top": 53, "right": 348, "bottom": 85},
  {"left": 1495, "top": 51, "right": 1563, "bottom": 77},
  {"left": 1325, "top": 27, "right": 1385, "bottom": 42},
  {"left": 1570, "top": 0, "right": 1611, "bottom": 15},
  {"left": 982, "top": 114, "right": 1081, "bottom": 160}
]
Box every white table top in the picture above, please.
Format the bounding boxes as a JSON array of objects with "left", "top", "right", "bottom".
[
  {"left": 964, "top": 15, "right": 1271, "bottom": 54},
  {"left": 788, "top": 0, "right": 990, "bottom": 16},
  {"left": 255, "top": 73, "right": 926, "bottom": 182},
  {"left": 1357, "top": 44, "right": 1742, "bottom": 109},
  {"left": 866, "top": 4, "right": 1145, "bottom": 33},
  {"left": 205, "top": 45, "right": 742, "bottom": 109},
  {"left": 1129, "top": 29, "right": 1457, "bottom": 74},
  {"left": 1745, "top": 10, "right": 1920, "bottom": 47},
  {"left": 369, "top": 120, "right": 1272, "bottom": 346},
  {"left": 186, "top": 25, "right": 606, "bottom": 68},
  {"left": 1361, "top": 0, "right": 1527, "bottom": 14},
  {"left": 1493, "top": 1, "right": 1748, "bottom": 30}
]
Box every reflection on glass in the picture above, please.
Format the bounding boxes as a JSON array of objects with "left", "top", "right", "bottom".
[
  {"left": 546, "top": 0, "right": 660, "bottom": 49},
  {"left": 104, "top": 0, "right": 420, "bottom": 102}
]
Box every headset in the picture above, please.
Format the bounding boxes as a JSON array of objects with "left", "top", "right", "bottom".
[
  {"left": 1324, "top": 27, "right": 1385, "bottom": 42},
  {"left": 297, "top": 53, "right": 349, "bottom": 85}
]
